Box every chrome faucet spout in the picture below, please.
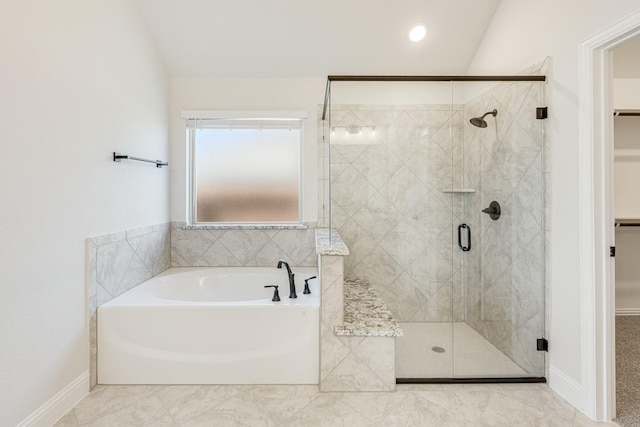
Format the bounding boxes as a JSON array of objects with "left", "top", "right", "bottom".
[{"left": 277, "top": 259, "right": 297, "bottom": 298}]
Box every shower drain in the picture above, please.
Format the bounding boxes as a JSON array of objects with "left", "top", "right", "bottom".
[{"left": 431, "top": 346, "right": 446, "bottom": 353}]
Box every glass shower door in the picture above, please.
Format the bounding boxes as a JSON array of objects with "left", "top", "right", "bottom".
[{"left": 453, "top": 79, "right": 546, "bottom": 379}]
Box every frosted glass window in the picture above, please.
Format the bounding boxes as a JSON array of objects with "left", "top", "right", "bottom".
[{"left": 188, "top": 118, "right": 302, "bottom": 223}]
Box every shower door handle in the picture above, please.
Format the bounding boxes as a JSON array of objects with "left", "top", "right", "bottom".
[{"left": 458, "top": 224, "right": 471, "bottom": 252}]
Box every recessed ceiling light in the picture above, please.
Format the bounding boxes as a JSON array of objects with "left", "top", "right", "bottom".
[{"left": 409, "top": 24, "right": 427, "bottom": 42}]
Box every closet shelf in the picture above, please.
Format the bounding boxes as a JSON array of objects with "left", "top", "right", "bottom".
[{"left": 615, "top": 218, "right": 640, "bottom": 227}]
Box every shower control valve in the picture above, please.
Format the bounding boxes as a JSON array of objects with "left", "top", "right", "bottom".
[{"left": 482, "top": 201, "right": 501, "bottom": 220}]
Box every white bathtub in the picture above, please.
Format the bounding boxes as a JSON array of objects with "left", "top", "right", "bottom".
[{"left": 97, "top": 266, "right": 319, "bottom": 385}]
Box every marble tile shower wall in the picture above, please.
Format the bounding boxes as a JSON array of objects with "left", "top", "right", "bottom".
[
  {"left": 87, "top": 223, "right": 171, "bottom": 387},
  {"left": 326, "top": 105, "right": 465, "bottom": 323},
  {"left": 463, "top": 80, "right": 545, "bottom": 375}
]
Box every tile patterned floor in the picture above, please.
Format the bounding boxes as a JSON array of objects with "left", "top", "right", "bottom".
[{"left": 54, "top": 383, "right": 618, "bottom": 426}]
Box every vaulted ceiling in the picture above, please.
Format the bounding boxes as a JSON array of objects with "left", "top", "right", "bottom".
[{"left": 133, "top": 0, "right": 502, "bottom": 78}]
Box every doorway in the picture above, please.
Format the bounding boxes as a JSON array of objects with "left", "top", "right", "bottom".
[
  {"left": 578, "top": 9, "right": 640, "bottom": 422},
  {"left": 611, "top": 35, "right": 640, "bottom": 426}
]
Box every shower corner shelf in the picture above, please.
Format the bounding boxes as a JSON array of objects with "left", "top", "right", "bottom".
[{"left": 441, "top": 188, "right": 476, "bottom": 194}]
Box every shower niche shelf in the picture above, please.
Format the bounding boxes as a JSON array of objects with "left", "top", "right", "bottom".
[{"left": 441, "top": 188, "right": 476, "bottom": 193}]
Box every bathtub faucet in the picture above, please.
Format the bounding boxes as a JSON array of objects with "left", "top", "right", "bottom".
[{"left": 277, "top": 259, "right": 297, "bottom": 299}]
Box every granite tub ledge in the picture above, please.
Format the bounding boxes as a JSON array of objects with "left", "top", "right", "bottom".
[
  {"left": 335, "top": 277, "right": 403, "bottom": 337},
  {"left": 315, "top": 228, "right": 350, "bottom": 256}
]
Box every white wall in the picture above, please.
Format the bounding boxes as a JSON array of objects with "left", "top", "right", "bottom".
[
  {"left": 614, "top": 117, "right": 640, "bottom": 219},
  {"left": 169, "top": 78, "right": 325, "bottom": 223},
  {"left": 614, "top": 79, "right": 640, "bottom": 110},
  {"left": 330, "top": 81, "right": 461, "bottom": 105},
  {"left": 614, "top": 114, "right": 640, "bottom": 313},
  {"left": 467, "top": 0, "right": 640, "bottom": 411},
  {"left": 0, "top": 1, "right": 169, "bottom": 425},
  {"left": 329, "top": 81, "right": 506, "bottom": 106}
]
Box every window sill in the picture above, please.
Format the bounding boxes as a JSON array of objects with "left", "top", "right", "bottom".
[{"left": 181, "top": 223, "right": 309, "bottom": 230}]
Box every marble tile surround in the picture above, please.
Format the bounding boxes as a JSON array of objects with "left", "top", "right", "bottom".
[
  {"left": 87, "top": 223, "right": 171, "bottom": 388},
  {"left": 318, "top": 230, "right": 396, "bottom": 392},
  {"left": 55, "top": 382, "right": 610, "bottom": 427},
  {"left": 324, "top": 105, "right": 465, "bottom": 324},
  {"left": 171, "top": 222, "right": 317, "bottom": 267}
]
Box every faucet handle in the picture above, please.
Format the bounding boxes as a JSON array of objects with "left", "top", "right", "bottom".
[
  {"left": 303, "top": 276, "right": 317, "bottom": 294},
  {"left": 264, "top": 285, "right": 281, "bottom": 302}
]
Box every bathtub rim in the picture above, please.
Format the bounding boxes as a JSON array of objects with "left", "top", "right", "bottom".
[{"left": 98, "top": 266, "right": 320, "bottom": 308}]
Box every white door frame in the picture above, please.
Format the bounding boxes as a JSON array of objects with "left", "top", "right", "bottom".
[{"left": 578, "top": 8, "right": 640, "bottom": 421}]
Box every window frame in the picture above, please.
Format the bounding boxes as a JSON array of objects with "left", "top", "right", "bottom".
[{"left": 183, "top": 110, "right": 307, "bottom": 226}]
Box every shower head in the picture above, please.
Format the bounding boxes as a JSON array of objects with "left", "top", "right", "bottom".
[{"left": 470, "top": 109, "right": 498, "bottom": 128}]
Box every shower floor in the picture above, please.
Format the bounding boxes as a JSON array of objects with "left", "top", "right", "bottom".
[{"left": 396, "top": 322, "right": 526, "bottom": 379}]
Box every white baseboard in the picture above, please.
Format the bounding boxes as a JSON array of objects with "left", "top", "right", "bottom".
[
  {"left": 615, "top": 308, "right": 640, "bottom": 316},
  {"left": 548, "top": 366, "right": 583, "bottom": 412},
  {"left": 17, "top": 372, "right": 89, "bottom": 427}
]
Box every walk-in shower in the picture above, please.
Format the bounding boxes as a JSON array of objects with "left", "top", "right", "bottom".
[{"left": 320, "top": 70, "right": 547, "bottom": 381}]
